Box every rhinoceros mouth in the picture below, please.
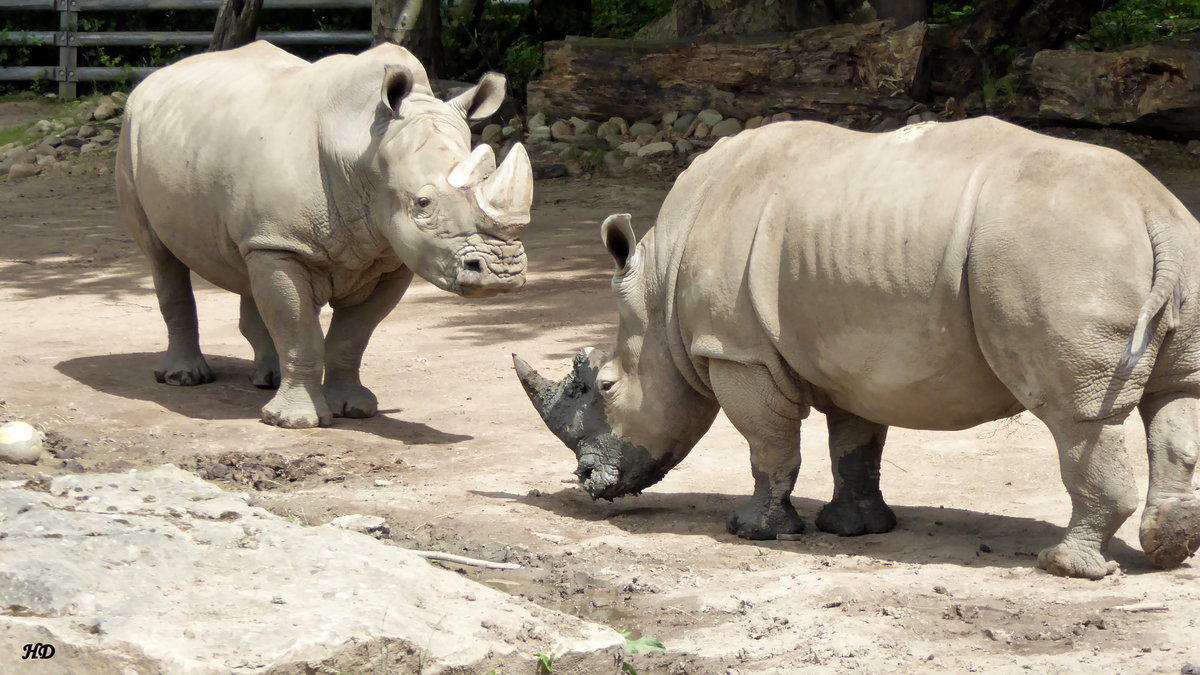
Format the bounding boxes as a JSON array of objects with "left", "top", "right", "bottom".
[{"left": 454, "top": 234, "right": 527, "bottom": 298}]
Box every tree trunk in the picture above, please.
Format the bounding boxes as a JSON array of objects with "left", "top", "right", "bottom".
[
  {"left": 209, "top": 0, "right": 265, "bottom": 52},
  {"left": 373, "top": 0, "right": 443, "bottom": 77}
]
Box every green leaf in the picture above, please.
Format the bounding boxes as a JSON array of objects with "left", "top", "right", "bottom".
[{"left": 624, "top": 635, "right": 666, "bottom": 654}]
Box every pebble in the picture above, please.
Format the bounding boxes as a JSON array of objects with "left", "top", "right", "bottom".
[
  {"left": 481, "top": 123, "right": 503, "bottom": 144},
  {"left": 327, "top": 514, "right": 390, "bottom": 536},
  {"left": 549, "top": 120, "right": 573, "bottom": 141},
  {"left": 696, "top": 108, "right": 723, "bottom": 126},
  {"left": 617, "top": 141, "right": 642, "bottom": 154},
  {"left": 0, "top": 421, "right": 44, "bottom": 464},
  {"left": 711, "top": 118, "right": 742, "bottom": 138},
  {"left": 637, "top": 141, "right": 674, "bottom": 158},
  {"left": 629, "top": 121, "right": 657, "bottom": 138},
  {"left": 8, "top": 163, "right": 38, "bottom": 179}
]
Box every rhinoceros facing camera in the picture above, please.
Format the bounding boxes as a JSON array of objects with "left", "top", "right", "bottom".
[{"left": 118, "top": 41, "right": 532, "bottom": 429}]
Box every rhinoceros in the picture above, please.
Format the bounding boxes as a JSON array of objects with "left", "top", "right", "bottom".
[
  {"left": 515, "top": 116, "right": 1200, "bottom": 579},
  {"left": 117, "top": 41, "right": 532, "bottom": 429}
]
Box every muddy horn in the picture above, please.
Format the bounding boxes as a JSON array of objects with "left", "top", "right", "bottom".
[
  {"left": 478, "top": 144, "right": 533, "bottom": 225},
  {"left": 513, "top": 354, "right": 559, "bottom": 419}
]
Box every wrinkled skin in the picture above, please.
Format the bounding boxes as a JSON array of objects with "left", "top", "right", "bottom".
[
  {"left": 517, "top": 118, "right": 1200, "bottom": 579},
  {"left": 118, "top": 41, "right": 533, "bottom": 428}
]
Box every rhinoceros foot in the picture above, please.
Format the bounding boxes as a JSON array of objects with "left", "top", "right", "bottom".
[
  {"left": 324, "top": 380, "right": 379, "bottom": 419},
  {"left": 1140, "top": 496, "right": 1200, "bottom": 569},
  {"left": 1036, "top": 542, "right": 1119, "bottom": 579},
  {"left": 815, "top": 495, "right": 896, "bottom": 537},
  {"left": 154, "top": 355, "right": 215, "bottom": 386},
  {"left": 261, "top": 384, "right": 333, "bottom": 429},
  {"left": 250, "top": 361, "right": 281, "bottom": 389},
  {"left": 726, "top": 500, "right": 805, "bottom": 540}
]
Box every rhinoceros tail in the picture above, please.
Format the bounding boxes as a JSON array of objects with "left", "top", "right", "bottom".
[{"left": 1119, "top": 216, "right": 1183, "bottom": 370}]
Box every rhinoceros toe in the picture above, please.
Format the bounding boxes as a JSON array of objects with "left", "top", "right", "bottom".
[
  {"left": 1036, "top": 542, "right": 1119, "bottom": 579},
  {"left": 816, "top": 495, "right": 896, "bottom": 537},
  {"left": 154, "top": 356, "right": 215, "bottom": 386},
  {"left": 726, "top": 501, "right": 805, "bottom": 540}
]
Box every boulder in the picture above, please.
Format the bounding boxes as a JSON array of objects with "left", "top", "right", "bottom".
[
  {"left": 711, "top": 118, "right": 743, "bottom": 138},
  {"left": 7, "top": 163, "right": 38, "bottom": 179},
  {"left": 481, "top": 123, "right": 503, "bottom": 144},
  {"left": 550, "top": 119, "right": 574, "bottom": 141},
  {"left": 637, "top": 141, "right": 675, "bottom": 158},
  {"left": 0, "top": 466, "right": 623, "bottom": 674},
  {"left": 696, "top": 108, "right": 723, "bottom": 126},
  {"left": 1032, "top": 34, "right": 1200, "bottom": 139},
  {"left": 629, "top": 121, "right": 658, "bottom": 138},
  {"left": 93, "top": 96, "right": 120, "bottom": 122}
]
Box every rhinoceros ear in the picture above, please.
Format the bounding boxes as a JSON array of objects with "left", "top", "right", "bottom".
[
  {"left": 601, "top": 213, "right": 637, "bottom": 272},
  {"left": 449, "top": 72, "right": 507, "bottom": 121},
  {"left": 381, "top": 64, "right": 415, "bottom": 116}
]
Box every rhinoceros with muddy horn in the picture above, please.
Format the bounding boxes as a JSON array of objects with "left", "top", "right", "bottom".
[
  {"left": 515, "top": 116, "right": 1200, "bottom": 579},
  {"left": 117, "top": 41, "right": 532, "bottom": 429}
]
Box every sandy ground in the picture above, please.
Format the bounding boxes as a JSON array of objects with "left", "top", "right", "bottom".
[{"left": 2, "top": 110, "right": 1200, "bottom": 673}]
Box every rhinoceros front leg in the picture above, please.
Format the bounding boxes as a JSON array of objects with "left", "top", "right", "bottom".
[
  {"left": 816, "top": 407, "right": 896, "bottom": 536},
  {"left": 1038, "top": 417, "right": 1136, "bottom": 579},
  {"left": 1138, "top": 392, "right": 1200, "bottom": 569},
  {"left": 324, "top": 268, "right": 415, "bottom": 418},
  {"left": 245, "top": 251, "right": 331, "bottom": 428},
  {"left": 239, "top": 295, "right": 280, "bottom": 389},
  {"left": 709, "top": 360, "right": 806, "bottom": 540}
]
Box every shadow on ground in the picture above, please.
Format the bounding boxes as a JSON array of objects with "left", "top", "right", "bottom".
[
  {"left": 55, "top": 352, "right": 473, "bottom": 445},
  {"left": 472, "top": 487, "right": 1151, "bottom": 574}
]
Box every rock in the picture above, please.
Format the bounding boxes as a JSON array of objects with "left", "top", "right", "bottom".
[
  {"left": 528, "top": 126, "right": 552, "bottom": 142},
  {"left": 35, "top": 155, "right": 56, "bottom": 167},
  {"left": 61, "top": 137, "right": 86, "bottom": 149},
  {"left": 534, "top": 163, "right": 569, "bottom": 179},
  {"left": 602, "top": 133, "right": 625, "bottom": 149},
  {"left": 110, "top": 91, "right": 128, "bottom": 103},
  {"left": 93, "top": 96, "right": 120, "bottom": 121},
  {"left": 662, "top": 110, "right": 679, "bottom": 125},
  {"left": 549, "top": 119, "right": 573, "bottom": 141},
  {"left": 629, "top": 121, "right": 658, "bottom": 138},
  {"left": 481, "top": 123, "right": 503, "bottom": 144},
  {"left": 1032, "top": 34, "right": 1200, "bottom": 138},
  {"left": 569, "top": 116, "right": 597, "bottom": 138},
  {"left": 35, "top": 143, "right": 56, "bottom": 156},
  {"left": 697, "top": 108, "right": 723, "bottom": 127},
  {"left": 7, "top": 163, "right": 38, "bottom": 179},
  {"left": 1189, "top": 140, "right": 1200, "bottom": 155},
  {"left": 672, "top": 112, "right": 696, "bottom": 134},
  {"left": 711, "top": 118, "right": 743, "bottom": 138},
  {"left": 675, "top": 139, "right": 695, "bottom": 155},
  {"left": 603, "top": 150, "right": 625, "bottom": 174},
  {"left": 0, "top": 421, "right": 43, "bottom": 464},
  {"left": 373, "top": 478, "right": 393, "bottom": 487},
  {"left": 527, "top": 111, "right": 547, "bottom": 130},
  {"left": 501, "top": 125, "right": 516, "bottom": 138},
  {"left": 328, "top": 514, "right": 390, "bottom": 536},
  {"left": 635, "top": 133, "right": 655, "bottom": 145},
  {"left": 770, "top": 112, "right": 792, "bottom": 123},
  {"left": 617, "top": 141, "right": 643, "bottom": 154},
  {"left": 637, "top": 141, "right": 675, "bottom": 158},
  {"left": 871, "top": 116, "right": 903, "bottom": 133},
  {"left": 745, "top": 115, "right": 764, "bottom": 129},
  {"left": 692, "top": 122, "right": 712, "bottom": 138},
  {"left": 549, "top": 141, "right": 572, "bottom": 154},
  {"left": 906, "top": 111, "right": 937, "bottom": 125},
  {"left": 622, "top": 155, "right": 644, "bottom": 171},
  {"left": 78, "top": 124, "right": 96, "bottom": 138},
  {"left": 9, "top": 149, "right": 35, "bottom": 165},
  {"left": 43, "top": 135, "right": 63, "bottom": 148},
  {"left": 0, "top": 466, "right": 623, "bottom": 673},
  {"left": 33, "top": 119, "right": 53, "bottom": 134},
  {"left": 79, "top": 142, "right": 101, "bottom": 155}
]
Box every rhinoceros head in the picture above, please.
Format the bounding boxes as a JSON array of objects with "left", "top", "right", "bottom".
[
  {"left": 373, "top": 63, "right": 532, "bottom": 299},
  {"left": 514, "top": 214, "right": 718, "bottom": 500}
]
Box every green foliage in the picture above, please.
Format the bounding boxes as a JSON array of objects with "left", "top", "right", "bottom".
[
  {"left": 931, "top": 2, "right": 975, "bottom": 25},
  {"left": 1084, "top": 0, "right": 1200, "bottom": 50},
  {"left": 621, "top": 632, "right": 666, "bottom": 655},
  {"left": 533, "top": 650, "right": 555, "bottom": 674},
  {"left": 592, "top": 0, "right": 673, "bottom": 38}
]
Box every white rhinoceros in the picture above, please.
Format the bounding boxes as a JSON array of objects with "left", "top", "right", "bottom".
[
  {"left": 117, "top": 41, "right": 532, "bottom": 429},
  {"left": 515, "top": 116, "right": 1200, "bottom": 579}
]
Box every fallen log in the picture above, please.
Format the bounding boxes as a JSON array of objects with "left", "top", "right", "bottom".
[
  {"left": 527, "top": 20, "right": 926, "bottom": 123},
  {"left": 1032, "top": 34, "right": 1200, "bottom": 139}
]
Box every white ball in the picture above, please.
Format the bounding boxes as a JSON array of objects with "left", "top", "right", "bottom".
[{"left": 0, "top": 421, "right": 45, "bottom": 465}]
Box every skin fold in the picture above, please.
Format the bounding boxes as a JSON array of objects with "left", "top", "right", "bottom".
[{"left": 518, "top": 117, "right": 1200, "bottom": 579}]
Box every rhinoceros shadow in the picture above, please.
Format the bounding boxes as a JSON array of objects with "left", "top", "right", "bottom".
[
  {"left": 472, "top": 488, "right": 1151, "bottom": 574},
  {"left": 54, "top": 352, "right": 472, "bottom": 445}
]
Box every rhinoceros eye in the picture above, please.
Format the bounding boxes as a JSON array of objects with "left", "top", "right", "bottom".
[
  {"left": 600, "top": 380, "right": 615, "bottom": 392},
  {"left": 416, "top": 196, "right": 432, "bottom": 209}
]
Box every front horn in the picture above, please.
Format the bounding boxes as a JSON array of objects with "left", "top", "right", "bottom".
[{"left": 478, "top": 144, "right": 533, "bottom": 226}]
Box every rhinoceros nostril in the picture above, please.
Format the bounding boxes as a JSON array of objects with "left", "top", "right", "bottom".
[{"left": 464, "top": 258, "right": 483, "bottom": 273}]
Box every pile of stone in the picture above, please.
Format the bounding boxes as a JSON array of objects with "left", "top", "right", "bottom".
[
  {"left": 0, "top": 93, "right": 125, "bottom": 179},
  {"left": 476, "top": 107, "right": 930, "bottom": 178}
]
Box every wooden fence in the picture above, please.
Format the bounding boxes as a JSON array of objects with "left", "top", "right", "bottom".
[{"left": 0, "top": 0, "right": 372, "bottom": 98}]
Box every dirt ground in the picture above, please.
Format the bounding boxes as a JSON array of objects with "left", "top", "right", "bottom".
[{"left": 2, "top": 104, "right": 1200, "bottom": 673}]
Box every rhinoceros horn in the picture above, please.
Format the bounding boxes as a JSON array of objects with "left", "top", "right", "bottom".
[
  {"left": 513, "top": 351, "right": 601, "bottom": 455},
  {"left": 477, "top": 144, "right": 533, "bottom": 226},
  {"left": 447, "top": 144, "right": 497, "bottom": 189}
]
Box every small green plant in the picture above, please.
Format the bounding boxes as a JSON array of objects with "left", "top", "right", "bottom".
[
  {"left": 619, "top": 631, "right": 666, "bottom": 675},
  {"left": 1084, "top": 0, "right": 1200, "bottom": 50},
  {"left": 931, "top": 2, "right": 975, "bottom": 25},
  {"left": 533, "top": 650, "right": 555, "bottom": 674}
]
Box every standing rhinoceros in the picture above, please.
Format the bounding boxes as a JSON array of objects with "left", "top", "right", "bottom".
[
  {"left": 118, "top": 41, "right": 532, "bottom": 429},
  {"left": 515, "top": 116, "right": 1200, "bottom": 579}
]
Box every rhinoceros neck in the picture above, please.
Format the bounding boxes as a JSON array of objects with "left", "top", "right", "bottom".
[{"left": 639, "top": 226, "right": 715, "bottom": 400}]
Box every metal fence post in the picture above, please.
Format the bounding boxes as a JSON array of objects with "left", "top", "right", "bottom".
[{"left": 55, "top": 0, "right": 78, "bottom": 99}]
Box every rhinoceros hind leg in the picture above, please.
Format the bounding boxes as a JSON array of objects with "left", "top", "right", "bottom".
[
  {"left": 323, "top": 269, "right": 414, "bottom": 418},
  {"left": 1036, "top": 418, "right": 1136, "bottom": 579},
  {"left": 816, "top": 408, "right": 895, "bottom": 536},
  {"left": 142, "top": 238, "right": 213, "bottom": 387},
  {"left": 239, "top": 295, "right": 280, "bottom": 389},
  {"left": 709, "top": 360, "right": 806, "bottom": 540},
  {"left": 1138, "top": 392, "right": 1200, "bottom": 568}
]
